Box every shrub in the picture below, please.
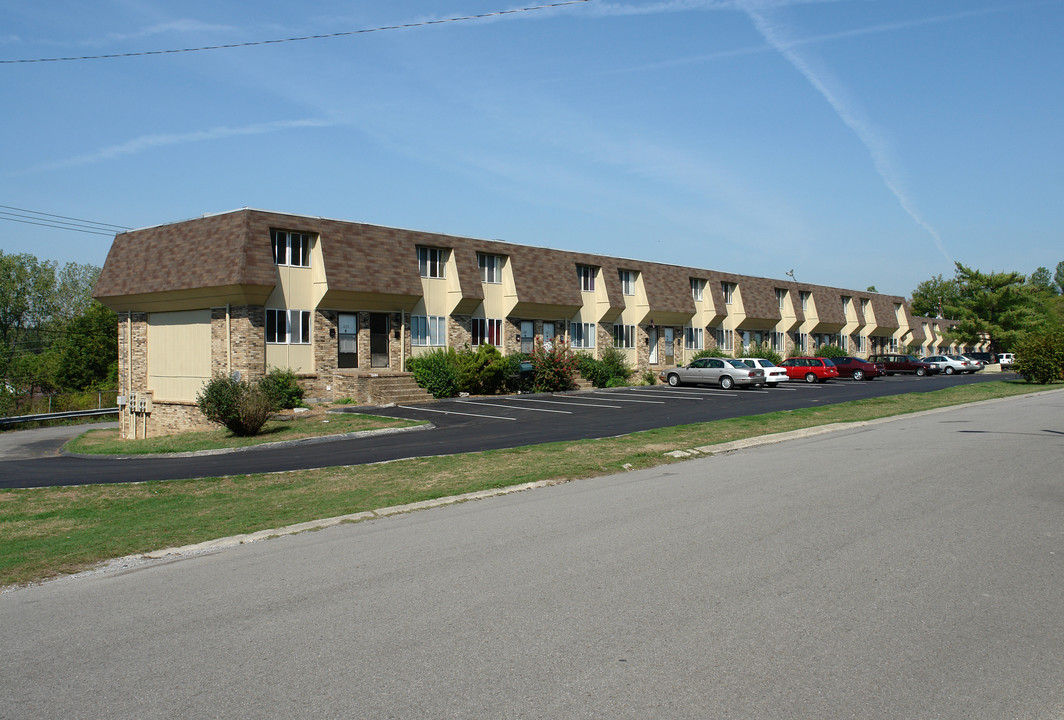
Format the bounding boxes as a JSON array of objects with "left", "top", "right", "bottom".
[
  {"left": 742, "top": 342, "right": 783, "bottom": 366},
  {"left": 576, "top": 346, "right": 632, "bottom": 387},
  {"left": 463, "top": 344, "right": 510, "bottom": 395},
  {"left": 503, "top": 353, "right": 534, "bottom": 394},
  {"left": 531, "top": 339, "right": 578, "bottom": 392},
  {"left": 407, "top": 348, "right": 461, "bottom": 398},
  {"left": 815, "top": 344, "right": 847, "bottom": 359},
  {"left": 196, "top": 375, "right": 279, "bottom": 437},
  {"left": 641, "top": 369, "right": 657, "bottom": 385},
  {"left": 691, "top": 347, "right": 730, "bottom": 360},
  {"left": 259, "top": 367, "right": 305, "bottom": 409},
  {"left": 1013, "top": 326, "right": 1064, "bottom": 383}
]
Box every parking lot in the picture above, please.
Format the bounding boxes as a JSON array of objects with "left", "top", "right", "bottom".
[{"left": 362, "top": 370, "right": 1010, "bottom": 428}]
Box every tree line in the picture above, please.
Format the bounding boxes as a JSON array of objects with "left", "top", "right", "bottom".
[{"left": 0, "top": 250, "right": 117, "bottom": 414}]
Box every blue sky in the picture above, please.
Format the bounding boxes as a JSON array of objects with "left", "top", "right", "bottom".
[{"left": 2, "top": 0, "right": 1062, "bottom": 298}]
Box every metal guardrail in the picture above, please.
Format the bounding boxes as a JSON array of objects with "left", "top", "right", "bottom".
[{"left": 0, "top": 407, "right": 120, "bottom": 427}]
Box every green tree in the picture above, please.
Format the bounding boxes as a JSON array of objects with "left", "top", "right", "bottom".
[
  {"left": 909, "top": 274, "right": 959, "bottom": 318},
  {"left": 944, "top": 263, "right": 1041, "bottom": 353},
  {"left": 55, "top": 301, "right": 118, "bottom": 391},
  {"left": 1028, "top": 266, "right": 1057, "bottom": 295},
  {"left": 1054, "top": 260, "right": 1064, "bottom": 295},
  {"left": 1, "top": 251, "right": 59, "bottom": 399}
]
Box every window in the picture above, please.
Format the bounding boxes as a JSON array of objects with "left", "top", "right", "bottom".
[
  {"left": 684, "top": 325, "right": 703, "bottom": 350},
  {"left": 417, "top": 246, "right": 446, "bottom": 278},
  {"left": 478, "top": 253, "right": 502, "bottom": 283},
  {"left": 571, "top": 322, "right": 595, "bottom": 349},
  {"left": 577, "top": 265, "right": 596, "bottom": 292},
  {"left": 722, "top": 282, "right": 735, "bottom": 305},
  {"left": 771, "top": 331, "right": 784, "bottom": 351},
  {"left": 613, "top": 324, "right": 636, "bottom": 348},
  {"left": 852, "top": 334, "right": 866, "bottom": 353},
  {"left": 270, "top": 229, "right": 312, "bottom": 267},
  {"left": 266, "top": 309, "right": 310, "bottom": 344},
  {"left": 471, "top": 318, "right": 502, "bottom": 347},
  {"left": 412, "top": 315, "right": 445, "bottom": 346},
  {"left": 714, "top": 327, "right": 733, "bottom": 351},
  {"left": 619, "top": 270, "right": 636, "bottom": 296},
  {"left": 793, "top": 332, "right": 807, "bottom": 352},
  {"left": 842, "top": 296, "right": 851, "bottom": 314},
  {"left": 776, "top": 288, "right": 786, "bottom": 309},
  {"left": 799, "top": 291, "right": 809, "bottom": 312},
  {"left": 691, "top": 278, "right": 705, "bottom": 301},
  {"left": 861, "top": 299, "right": 870, "bottom": 317}
]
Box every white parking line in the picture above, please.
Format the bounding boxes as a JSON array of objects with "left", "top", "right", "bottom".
[
  {"left": 456, "top": 400, "right": 571, "bottom": 414},
  {"left": 511, "top": 397, "right": 624, "bottom": 409},
  {"left": 588, "top": 394, "right": 666, "bottom": 404},
  {"left": 397, "top": 405, "right": 516, "bottom": 420},
  {"left": 598, "top": 390, "right": 705, "bottom": 400}
]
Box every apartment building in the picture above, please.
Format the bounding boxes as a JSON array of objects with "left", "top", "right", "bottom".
[{"left": 94, "top": 208, "right": 957, "bottom": 438}]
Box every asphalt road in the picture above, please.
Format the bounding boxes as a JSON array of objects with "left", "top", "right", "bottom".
[
  {"left": 0, "top": 372, "right": 1014, "bottom": 488},
  {"left": 2, "top": 390, "right": 1061, "bottom": 719}
]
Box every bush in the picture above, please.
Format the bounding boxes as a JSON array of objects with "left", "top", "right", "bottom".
[
  {"left": 815, "top": 344, "right": 847, "bottom": 359},
  {"left": 259, "top": 367, "right": 305, "bottom": 409},
  {"left": 503, "top": 353, "right": 534, "bottom": 394},
  {"left": 641, "top": 369, "right": 657, "bottom": 385},
  {"left": 1013, "top": 327, "right": 1064, "bottom": 383},
  {"left": 457, "top": 344, "right": 510, "bottom": 395},
  {"left": 531, "top": 339, "right": 578, "bottom": 392},
  {"left": 196, "top": 375, "right": 279, "bottom": 436},
  {"left": 691, "top": 347, "right": 730, "bottom": 360},
  {"left": 742, "top": 342, "right": 783, "bottom": 366},
  {"left": 576, "top": 346, "right": 632, "bottom": 388},
  {"left": 407, "top": 348, "right": 462, "bottom": 398}
]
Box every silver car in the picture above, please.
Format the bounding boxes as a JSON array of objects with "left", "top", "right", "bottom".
[
  {"left": 924, "top": 355, "right": 975, "bottom": 375},
  {"left": 662, "top": 357, "right": 764, "bottom": 389}
]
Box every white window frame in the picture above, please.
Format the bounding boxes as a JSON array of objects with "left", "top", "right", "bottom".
[
  {"left": 714, "top": 327, "right": 733, "bottom": 351},
  {"left": 691, "top": 278, "right": 705, "bottom": 302},
  {"left": 478, "top": 253, "right": 502, "bottom": 284},
  {"left": 771, "top": 331, "right": 784, "bottom": 351},
  {"left": 684, "top": 325, "right": 704, "bottom": 350},
  {"left": 417, "top": 246, "right": 446, "bottom": 279},
  {"left": 471, "top": 318, "right": 502, "bottom": 347},
  {"left": 619, "top": 270, "right": 636, "bottom": 296},
  {"left": 266, "top": 308, "right": 310, "bottom": 344},
  {"left": 571, "top": 322, "right": 596, "bottom": 349},
  {"left": 271, "top": 230, "right": 312, "bottom": 268},
  {"left": 776, "top": 288, "right": 786, "bottom": 309},
  {"left": 613, "top": 323, "right": 636, "bottom": 349},
  {"left": 793, "top": 332, "right": 807, "bottom": 352},
  {"left": 722, "top": 282, "right": 735, "bottom": 305},
  {"left": 412, "top": 315, "right": 446, "bottom": 346},
  {"left": 799, "top": 291, "right": 809, "bottom": 312},
  {"left": 577, "top": 265, "right": 596, "bottom": 292}
]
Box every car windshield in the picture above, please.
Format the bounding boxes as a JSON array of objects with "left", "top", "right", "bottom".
[
  {"left": 725, "top": 359, "right": 746, "bottom": 368},
  {"left": 821, "top": 358, "right": 836, "bottom": 366}
]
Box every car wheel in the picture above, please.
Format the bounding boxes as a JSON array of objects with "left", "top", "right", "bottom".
[
  {"left": 766, "top": 383, "right": 777, "bottom": 388},
  {"left": 720, "top": 376, "right": 735, "bottom": 390},
  {"left": 916, "top": 367, "right": 926, "bottom": 377},
  {"left": 667, "top": 373, "right": 681, "bottom": 387},
  {"left": 944, "top": 366, "right": 954, "bottom": 375},
  {"left": 852, "top": 369, "right": 865, "bottom": 381},
  {"left": 805, "top": 372, "right": 817, "bottom": 384}
]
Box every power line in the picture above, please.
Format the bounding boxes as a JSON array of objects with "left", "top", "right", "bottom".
[
  {"left": 1, "top": 0, "right": 592, "bottom": 64},
  {"left": 0, "top": 205, "right": 130, "bottom": 237}
]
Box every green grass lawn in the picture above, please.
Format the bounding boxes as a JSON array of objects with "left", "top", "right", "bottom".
[{"left": 1, "top": 380, "right": 1057, "bottom": 589}]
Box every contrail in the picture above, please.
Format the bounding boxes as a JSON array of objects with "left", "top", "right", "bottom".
[{"left": 741, "top": 2, "right": 953, "bottom": 264}]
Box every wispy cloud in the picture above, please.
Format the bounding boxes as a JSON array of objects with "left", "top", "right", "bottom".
[
  {"left": 26, "top": 119, "right": 334, "bottom": 173},
  {"left": 93, "top": 20, "right": 237, "bottom": 46},
  {"left": 740, "top": 2, "right": 953, "bottom": 264}
]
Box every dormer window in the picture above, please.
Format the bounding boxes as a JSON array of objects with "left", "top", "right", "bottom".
[
  {"left": 417, "top": 246, "right": 446, "bottom": 279},
  {"left": 577, "top": 265, "right": 596, "bottom": 292},
  {"left": 271, "top": 229, "right": 312, "bottom": 267},
  {"left": 722, "top": 282, "right": 735, "bottom": 305},
  {"left": 478, "top": 253, "right": 503, "bottom": 284},
  {"left": 619, "top": 270, "right": 636, "bottom": 296}
]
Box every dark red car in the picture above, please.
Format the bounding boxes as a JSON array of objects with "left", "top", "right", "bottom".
[
  {"left": 869, "top": 354, "right": 940, "bottom": 376},
  {"left": 779, "top": 357, "right": 840, "bottom": 383},
  {"left": 830, "top": 356, "right": 885, "bottom": 380}
]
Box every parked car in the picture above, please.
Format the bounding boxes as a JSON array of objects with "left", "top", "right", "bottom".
[
  {"left": 998, "top": 352, "right": 1015, "bottom": 367},
  {"left": 660, "top": 357, "right": 764, "bottom": 389},
  {"left": 964, "top": 352, "right": 997, "bottom": 365},
  {"left": 736, "top": 357, "right": 790, "bottom": 387},
  {"left": 830, "top": 356, "right": 885, "bottom": 380},
  {"left": 959, "top": 354, "right": 986, "bottom": 372},
  {"left": 924, "top": 354, "right": 975, "bottom": 375},
  {"left": 778, "top": 357, "right": 840, "bottom": 383},
  {"left": 869, "top": 354, "right": 939, "bottom": 376}
]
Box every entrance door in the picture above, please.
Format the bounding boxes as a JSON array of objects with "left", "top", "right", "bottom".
[
  {"left": 664, "top": 327, "right": 674, "bottom": 364},
  {"left": 520, "top": 321, "right": 534, "bottom": 354},
  {"left": 648, "top": 327, "right": 659, "bottom": 364},
  {"left": 543, "top": 322, "right": 556, "bottom": 348},
  {"left": 338, "top": 313, "right": 357, "bottom": 369},
  {"left": 370, "top": 313, "right": 389, "bottom": 368}
]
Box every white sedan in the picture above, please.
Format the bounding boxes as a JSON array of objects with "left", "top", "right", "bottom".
[{"left": 736, "top": 357, "right": 790, "bottom": 387}]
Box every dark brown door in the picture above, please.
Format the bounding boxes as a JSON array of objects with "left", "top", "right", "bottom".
[{"left": 370, "top": 313, "right": 389, "bottom": 368}]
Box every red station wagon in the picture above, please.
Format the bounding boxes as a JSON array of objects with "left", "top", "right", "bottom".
[{"left": 779, "top": 357, "right": 840, "bottom": 383}]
